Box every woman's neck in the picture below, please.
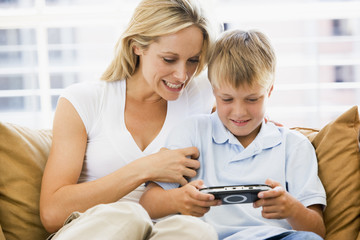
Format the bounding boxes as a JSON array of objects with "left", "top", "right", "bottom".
[{"left": 126, "top": 74, "right": 163, "bottom": 103}]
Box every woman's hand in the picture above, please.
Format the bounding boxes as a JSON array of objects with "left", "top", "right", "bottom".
[{"left": 138, "top": 147, "right": 201, "bottom": 186}]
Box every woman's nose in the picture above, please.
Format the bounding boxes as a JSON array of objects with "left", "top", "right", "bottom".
[{"left": 173, "top": 63, "right": 188, "bottom": 82}]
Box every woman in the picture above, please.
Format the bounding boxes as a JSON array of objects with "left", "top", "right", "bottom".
[{"left": 40, "top": 0, "right": 220, "bottom": 239}]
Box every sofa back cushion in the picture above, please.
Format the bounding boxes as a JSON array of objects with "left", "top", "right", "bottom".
[
  {"left": 293, "top": 105, "right": 360, "bottom": 240},
  {"left": 0, "top": 122, "right": 52, "bottom": 240}
]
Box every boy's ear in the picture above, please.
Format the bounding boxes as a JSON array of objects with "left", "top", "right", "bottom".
[{"left": 268, "top": 84, "right": 274, "bottom": 97}]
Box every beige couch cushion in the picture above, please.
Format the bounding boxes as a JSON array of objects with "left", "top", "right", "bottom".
[
  {"left": 293, "top": 105, "right": 360, "bottom": 240},
  {"left": 0, "top": 122, "right": 52, "bottom": 240}
]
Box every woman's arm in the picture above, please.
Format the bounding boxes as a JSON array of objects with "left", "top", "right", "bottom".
[
  {"left": 40, "top": 98, "right": 202, "bottom": 233},
  {"left": 140, "top": 181, "right": 220, "bottom": 219}
]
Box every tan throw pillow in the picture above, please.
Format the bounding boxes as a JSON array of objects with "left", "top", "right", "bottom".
[
  {"left": 313, "top": 106, "right": 360, "bottom": 240},
  {"left": 294, "top": 106, "right": 360, "bottom": 240},
  {"left": 0, "top": 225, "right": 5, "bottom": 240},
  {"left": 0, "top": 122, "right": 52, "bottom": 240}
]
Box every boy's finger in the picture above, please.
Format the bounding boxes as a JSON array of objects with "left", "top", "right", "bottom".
[
  {"left": 193, "top": 189, "right": 216, "bottom": 201},
  {"left": 200, "top": 193, "right": 215, "bottom": 201},
  {"left": 265, "top": 178, "right": 281, "bottom": 188},
  {"left": 196, "top": 198, "right": 221, "bottom": 208},
  {"left": 189, "top": 179, "right": 204, "bottom": 189},
  {"left": 258, "top": 186, "right": 284, "bottom": 198}
]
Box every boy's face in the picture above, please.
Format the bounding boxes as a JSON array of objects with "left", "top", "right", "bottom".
[{"left": 213, "top": 82, "right": 273, "bottom": 147}]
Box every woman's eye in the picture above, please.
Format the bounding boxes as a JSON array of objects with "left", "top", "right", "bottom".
[
  {"left": 163, "top": 58, "right": 175, "bottom": 63},
  {"left": 222, "top": 98, "right": 233, "bottom": 102},
  {"left": 247, "top": 98, "right": 258, "bottom": 102},
  {"left": 188, "top": 58, "right": 199, "bottom": 64}
]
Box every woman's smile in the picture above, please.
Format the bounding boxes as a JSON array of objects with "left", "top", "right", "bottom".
[{"left": 163, "top": 80, "right": 184, "bottom": 92}]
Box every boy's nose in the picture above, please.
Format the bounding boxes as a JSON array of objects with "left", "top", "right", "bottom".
[{"left": 233, "top": 103, "right": 247, "bottom": 116}]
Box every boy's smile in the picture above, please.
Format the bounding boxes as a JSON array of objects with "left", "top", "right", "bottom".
[
  {"left": 213, "top": 83, "right": 273, "bottom": 148},
  {"left": 231, "top": 119, "right": 251, "bottom": 127}
]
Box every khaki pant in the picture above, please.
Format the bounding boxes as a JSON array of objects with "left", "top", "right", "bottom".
[{"left": 50, "top": 202, "right": 218, "bottom": 240}]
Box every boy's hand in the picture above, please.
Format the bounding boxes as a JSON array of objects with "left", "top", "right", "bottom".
[
  {"left": 253, "top": 178, "right": 299, "bottom": 220},
  {"left": 174, "top": 179, "right": 221, "bottom": 217}
]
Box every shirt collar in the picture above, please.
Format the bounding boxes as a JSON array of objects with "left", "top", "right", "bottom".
[{"left": 211, "top": 111, "right": 282, "bottom": 151}]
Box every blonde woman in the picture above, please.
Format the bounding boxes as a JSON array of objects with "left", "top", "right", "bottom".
[{"left": 40, "top": 0, "right": 220, "bottom": 239}]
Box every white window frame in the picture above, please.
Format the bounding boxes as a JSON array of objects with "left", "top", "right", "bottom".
[{"left": 0, "top": 0, "right": 360, "bottom": 128}]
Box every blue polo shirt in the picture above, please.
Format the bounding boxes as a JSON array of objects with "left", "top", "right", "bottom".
[{"left": 158, "top": 112, "right": 326, "bottom": 240}]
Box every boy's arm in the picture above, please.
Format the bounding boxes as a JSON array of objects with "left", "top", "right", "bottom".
[
  {"left": 140, "top": 181, "right": 220, "bottom": 219},
  {"left": 254, "top": 179, "right": 325, "bottom": 238},
  {"left": 287, "top": 203, "right": 325, "bottom": 237}
]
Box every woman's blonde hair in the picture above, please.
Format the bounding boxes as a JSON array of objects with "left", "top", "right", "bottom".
[
  {"left": 208, "top": 29, "right": 276, "bottom": 90},
  {"left": 102, "top": 0, "right": 217, "bottom": 82}
]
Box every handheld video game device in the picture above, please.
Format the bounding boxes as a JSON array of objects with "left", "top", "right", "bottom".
[{"left": 200, "top": 184, "right": 271, "bottom": 204}]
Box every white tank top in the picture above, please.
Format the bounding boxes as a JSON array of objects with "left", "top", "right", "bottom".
[{"left": 60, "top": 74, "right": 214, "bottom": 202}]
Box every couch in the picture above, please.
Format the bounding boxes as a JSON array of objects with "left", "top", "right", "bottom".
[{"left": 0, "top": 106, "right": 359, "bottom": 240}]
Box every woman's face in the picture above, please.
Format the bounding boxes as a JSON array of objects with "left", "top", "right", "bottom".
[{"left": 134, "top": 25, "right": 204, "bottom": 101}]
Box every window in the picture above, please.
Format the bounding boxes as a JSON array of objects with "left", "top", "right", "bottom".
[
  {"left": 0, "top": 0, "right": 139, "bottom": 128},
  {"left": 216, "top": 0, "right": 360, "bottom": 128},
  {"left": 1, "top": 0, "right": 360, "bottom": 129}
]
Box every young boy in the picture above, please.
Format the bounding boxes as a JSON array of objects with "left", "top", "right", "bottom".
[{"left": 140, "top": 30, "right": 326, "bottom": 240}]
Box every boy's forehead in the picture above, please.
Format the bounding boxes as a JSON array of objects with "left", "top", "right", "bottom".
[
  {"left": 211, "top": 73, "right": 272, "bottom": 88},
  {"left": 215, "top": 81, "right": 266, "bottom": 93}
]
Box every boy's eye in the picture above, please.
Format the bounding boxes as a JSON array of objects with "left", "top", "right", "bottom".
[
  {"left": 222, "top": 98, "right": 233, "bottom": 102},
  {"left": 247, "top": 98, "right": 258, "bottom": 102}
]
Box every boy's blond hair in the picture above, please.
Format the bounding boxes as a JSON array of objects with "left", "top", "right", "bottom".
[
  {"left": 208, "top": 29, "right": 276, "bottom": 90},
  {"left": 101, "top": 0, "right": 217, "bottom": 82}
]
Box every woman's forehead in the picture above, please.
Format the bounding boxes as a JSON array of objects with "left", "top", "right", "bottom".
[{"left": 149, "top": 26, "right": 204, "bottom": 55}]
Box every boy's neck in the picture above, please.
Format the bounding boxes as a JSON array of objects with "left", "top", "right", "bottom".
[{"left": 236, "top": 123, "right": 262, "bottom": 148}]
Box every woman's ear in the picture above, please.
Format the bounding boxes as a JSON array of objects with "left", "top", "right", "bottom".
[{"left": 133, "top": 44, "right": 142, "bottom": 56}]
